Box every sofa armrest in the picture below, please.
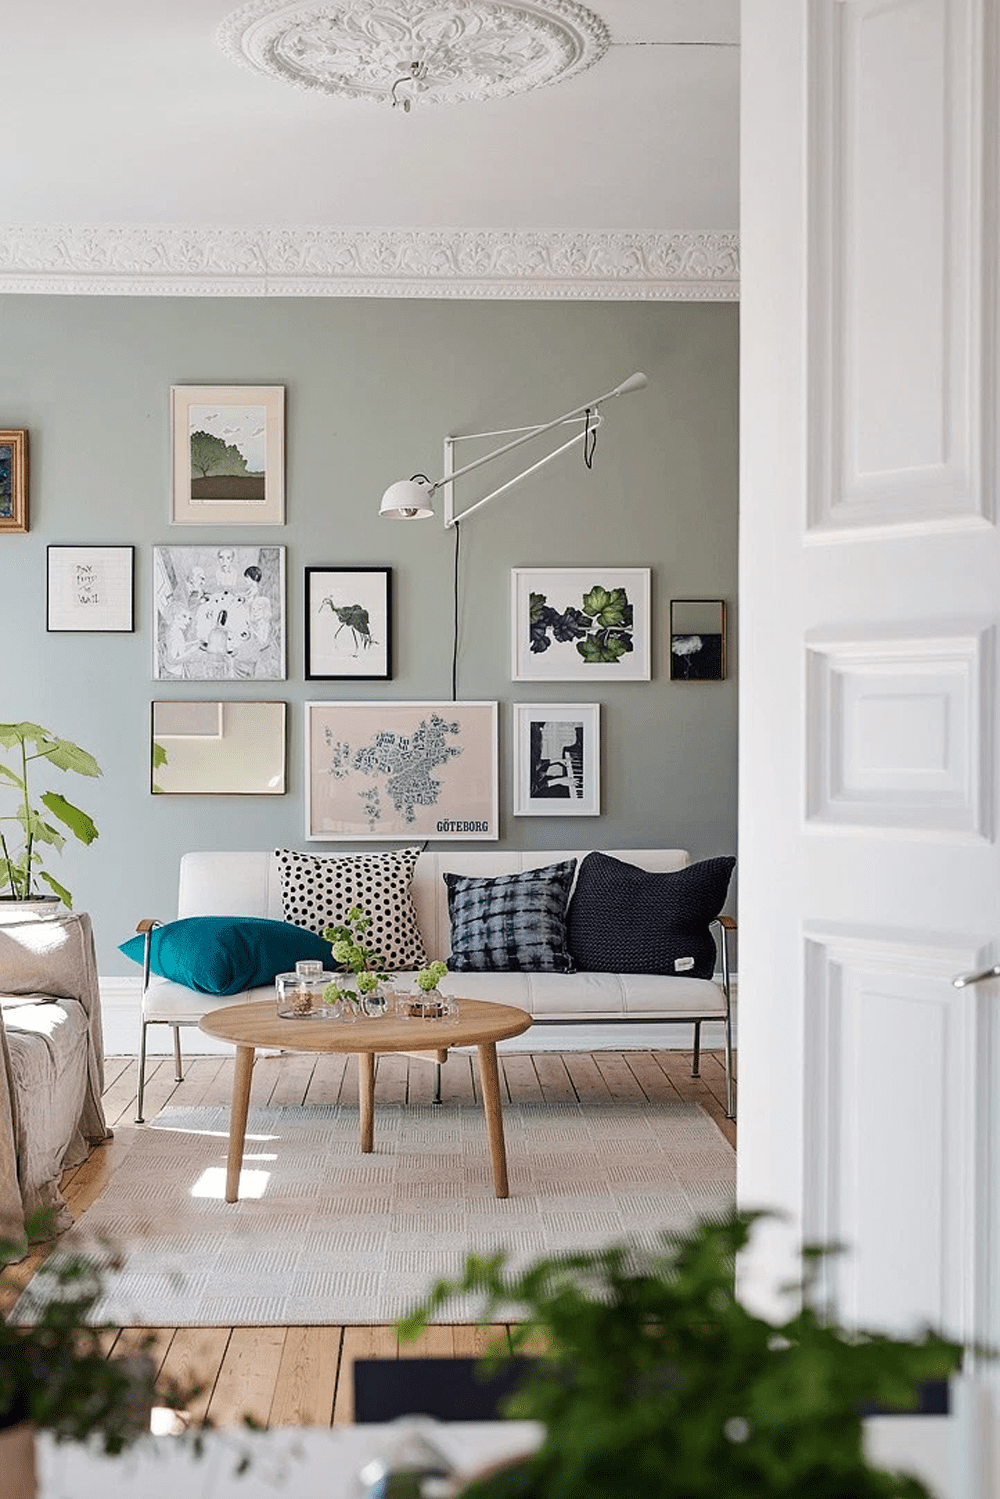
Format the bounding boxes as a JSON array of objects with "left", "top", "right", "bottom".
[
  {"left": 135, "top": 918, "right": 163, "bottom": 995},
  {"left": 712, "top": 915, "right": 736, "bottom": 1004}
]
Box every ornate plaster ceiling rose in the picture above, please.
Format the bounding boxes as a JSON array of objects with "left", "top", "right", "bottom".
[{"left": 217, "top": 0, "right": 611, "bottom": 107}]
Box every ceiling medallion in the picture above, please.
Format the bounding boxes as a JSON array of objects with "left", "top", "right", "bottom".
[{"left": 217, "top": 0, "right": 611, "bottom": 108}]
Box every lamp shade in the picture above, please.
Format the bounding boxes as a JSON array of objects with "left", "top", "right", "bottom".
[{"left": 379, "top": 478, "right": 435, "bottom": 520}]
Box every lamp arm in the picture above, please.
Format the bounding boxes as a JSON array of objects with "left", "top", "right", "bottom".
[
  {"left": 443, "top": 418, "right": 601, "bottom": 528},
  {"left": 428, "top": 370, "right": 646, "bottom": 496}
]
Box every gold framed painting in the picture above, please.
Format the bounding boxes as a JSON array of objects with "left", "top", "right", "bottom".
[
  {"left": 171, "top": 385, "right": 284, "bottom": 526},
  {"left": 0, "top": 430, "right": 28, "bottom": 533}
]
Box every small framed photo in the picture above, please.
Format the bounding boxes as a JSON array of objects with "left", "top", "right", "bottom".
[
  {"left": 513, "top": 703, "right": 600, "bottom": 816},
  {"left": 152, "top": 543, "right": 286, "bottom": 681},
  {"left": 306, "top": 700, "right": 498, "bottom": 840},
  {"left": 670, "top": 599, "right": 727, "bottom": 681},
  {"left": 171, "top": 385, "right": 284, "bottom": 525},
  {"left": 47, "top": 545, "right": 134, "bottom": 632},
  {"left": 512, "top": 567, "right": 651, "bottom": 681},
  {"left": 0, "top": 430, "right": 28, "bottom": 534},
  {"left": 304, "top": 566, "right": 392, "bottom": 681}
]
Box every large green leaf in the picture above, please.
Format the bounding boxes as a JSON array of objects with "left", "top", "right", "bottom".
[
  {"left": 38, "top": 870, "right": 72, "bottom": 908},
  {"left": 34, "top": 737, "right": 102, "bottom": 778},
  {"left": 0, "top": 763, "right": 24, "bottom": 788},
  {"left": 0, "top": 722, "right": 53, "bottom": 749},
  {"left": 17, "top": 808, "right": 65, "bottom": 848},
  {"left": 40, "top": 792, "right": 99, "bottom": 845}
]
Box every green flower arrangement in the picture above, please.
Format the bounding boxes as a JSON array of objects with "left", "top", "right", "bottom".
[
  {"left": 416, "top": 960, "right": 449, "bottom": 993},
  {"left": 322, "top": 905, "right": 390, "bottom": 1008}
]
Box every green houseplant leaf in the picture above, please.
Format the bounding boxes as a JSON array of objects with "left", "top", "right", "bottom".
[{"left": 0, "top": 723, "right": 101, "bottom": 906}]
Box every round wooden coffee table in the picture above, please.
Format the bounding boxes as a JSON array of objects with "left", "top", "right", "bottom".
[{"left": 199, "top": 996, "right": 532, "bottom": 1203}]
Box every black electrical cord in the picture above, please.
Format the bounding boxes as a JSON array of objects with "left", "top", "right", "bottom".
[
  {"left": 451, "top": 517, "right": 461, "bottom": 701},
  {"left": 583, "top": 408, "right": 598, "bottom": 469}
]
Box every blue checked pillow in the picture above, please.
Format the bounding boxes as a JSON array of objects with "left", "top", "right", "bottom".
[{"left": 444, "top": 860, "right": 577, "bottom": 974}]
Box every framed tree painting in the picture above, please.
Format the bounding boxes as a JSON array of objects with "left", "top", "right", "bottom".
[
  {"left": 511, "top": 567, "right": 651, "bottom": 681},
  {"left": 0, "top": 430, "right": 28, "bottom": 534},
  {"left": 171, "top": 385, "right": 284, "bottom": 525},
  {"left": 304, "top": 566, "right": 392, "bottom": 680},
  {"left": 513, "top": 702, "right": 600, "bottom": 816},
  {"left": 306, "top": 700, "right": 498, "bottom": 840},
  {"left": 670, "top": 599, "right": 727, "bottom": 680},
  {"left": 47, "top": 545, "right": 134, "bottom": 632},
  {"left": 152, "top": 543, "right": 286, "bottom": 681}
]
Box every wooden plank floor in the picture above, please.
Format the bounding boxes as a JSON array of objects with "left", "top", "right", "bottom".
[{"left": 6, "top": 1047, "right": 735, "bottom": 1427}]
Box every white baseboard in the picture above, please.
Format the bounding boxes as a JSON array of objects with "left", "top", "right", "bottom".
[{"left": 98, "top": 976, "right": 738, "bottom": 1059}]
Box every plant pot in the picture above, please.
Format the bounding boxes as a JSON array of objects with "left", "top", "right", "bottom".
[
  {"left": 0, "top": 895, "right": 62, "bottom": 920},
  {"left": 0, "top": 1422, "right": 36, "bottom": 1499}
]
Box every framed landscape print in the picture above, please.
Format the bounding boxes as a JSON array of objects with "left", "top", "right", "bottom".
[
  {"left": 306, "top": 700, "right": 498, "bottom": 841},
  {"left": 0, "top": 430, "right": 28, "bottom": 533},
  {"left": 511, "top": 567, "right": 651, "bottom": 681},
  {"left": 171, "top": 385, "right": 284, "bottom": 525},
  {"left": 304, "top": 566, "right": 392, "bottom": 680},
  {"left": 152, "top": 543, "right": 286, "bottom": 681},
  {"left": 47, "top": 545, "right": 134, "bottom": 632},
  {"left": 513, "top": 702, "right": 600, "bottom": 816},
  {"left": 670, "top": 598, "right": 726, "bottom": 681}
]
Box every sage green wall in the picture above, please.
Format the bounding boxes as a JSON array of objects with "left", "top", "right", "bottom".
[{"left": 0, "top": 295, "right": 737, "bottom": 974}]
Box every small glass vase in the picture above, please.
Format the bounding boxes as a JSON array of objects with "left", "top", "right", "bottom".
[
  {"left": 275, "top": 959, "right": 338, "bottom": 1019},
  {"left": 359, "top": 982, "right": 388, "bottom": 1018},
  {"left": 402, "top": 988, "right": 456, "bottom": 1021}
]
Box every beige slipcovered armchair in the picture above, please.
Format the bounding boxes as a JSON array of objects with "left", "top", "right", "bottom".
[{"left": 0, "top": 910, "right": 111, "bottom": 1247}]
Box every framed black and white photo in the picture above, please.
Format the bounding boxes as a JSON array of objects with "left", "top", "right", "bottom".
[
  {"left": 152, "top": 544, "right": 286, "bottom": 681},
  {"left": 670, "top": 599, "right": 726, "bottom": 681},
  {"left": 47, "top": 545, "right": 134, "bottom": 632},
  {"left": 513, "top": 702, "right": 600, "bottom": 816},
  {"left": 171, "top": 385, "right": 284, "bottom": 526},
  {"left": 511, "top": 567, "right": 651, "bottom": 681},
  {"left": 306, "top": 700, "right": 498, "bottom": 841},
  {"left": 304, "top": 566, "right": 392, "bottom": 681}
]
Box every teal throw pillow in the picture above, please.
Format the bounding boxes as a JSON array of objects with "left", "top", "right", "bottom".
[{"left": 119, "top": 915, "right": 332, "bottom": 996}]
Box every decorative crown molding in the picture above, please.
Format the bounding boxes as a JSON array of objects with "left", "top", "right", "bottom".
[
  {"left": 217, "top": 0, "right": 610, "bottom": 107},
  {"left": 0, "top": 226, "right": 739, "bottom": 299}
]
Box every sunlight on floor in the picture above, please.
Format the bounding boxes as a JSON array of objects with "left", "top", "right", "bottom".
[{"left": 191, "top": 1163, "right": 273, "bottom": 1199}]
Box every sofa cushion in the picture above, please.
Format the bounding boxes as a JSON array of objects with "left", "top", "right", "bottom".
[
  {"left": 275, "top": 847, "right": 426, "bottom": 971},
  {"left": 567, "top": 852, "right": 736, "bottom": 980},
  {"left": 120, "top": 915, "right": 332, "bottom": 996},
  {"left": 444, "top": 860, "right": 577, "bottom": 974}
]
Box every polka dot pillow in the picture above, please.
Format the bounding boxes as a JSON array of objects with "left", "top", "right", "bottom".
[{"left": 275, "top": 847, "right": 427, "bottom": 972}]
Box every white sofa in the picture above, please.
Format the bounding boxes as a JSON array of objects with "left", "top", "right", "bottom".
[{"left": 135, "top": 848, "right": 735, "bottom": 1123}]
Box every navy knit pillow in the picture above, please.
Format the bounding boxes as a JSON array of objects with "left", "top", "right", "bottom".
[
  {"left": 445, "top": 860, "right": 577, "bottom": 974},
  {"left": 567, "top": 852, "right": 735, "bottom": 979}
]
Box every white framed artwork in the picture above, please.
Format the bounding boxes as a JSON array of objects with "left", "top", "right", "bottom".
[
  {"left": 171, "top": 385, "right": 284, "bottom": 525},
  {"left": 513, "top": 702, "right": 600, "bottom": 816},
  {"left": 305, "top": 700, "right": 498, "bottom": 841},
  {"left": 46, "top": 545, "right": 134, "bottom": 632},
  {"left": 152, "top": 544, "right": 286, "bottom": 681},
  {"left": 511, "top": 567, "right": 651, "bottom": 681}
]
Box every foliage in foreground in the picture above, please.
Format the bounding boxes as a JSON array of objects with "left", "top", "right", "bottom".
[
  {"left": 0, "top": 722, "right": 101, "bottom": 906},
  {"left": 0, "top": 1222, "right": 204, "bottom": 1453},
  {"left": 399, "top": 1210, "right": 961, "bottom": 1499}
]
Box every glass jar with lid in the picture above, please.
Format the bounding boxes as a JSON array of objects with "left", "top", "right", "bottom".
[{"left": 275, "top": 959, "right": 336, "bottom": 1019}]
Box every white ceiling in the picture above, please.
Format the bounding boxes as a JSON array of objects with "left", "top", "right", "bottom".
[{"left": 2, "top": 0, "right": 739, "bottom": 232}]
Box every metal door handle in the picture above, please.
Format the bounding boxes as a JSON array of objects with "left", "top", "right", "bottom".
[{"left": 953, "top": 964, "right": 1000, "bottom": 989}]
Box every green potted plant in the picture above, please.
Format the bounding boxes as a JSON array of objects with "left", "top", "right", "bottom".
[
  {"left": 400, "top": 1209, "right": 963, "bottom": 1498},
  {"left": 0, "top": 723, "right": 101, "bottom": 909},
  {"left": 322, "top": 905, "right": 391, "bottom": 1015},
  {"left": 0, "top": 1221, "right": 208, "bottom": 1499}
]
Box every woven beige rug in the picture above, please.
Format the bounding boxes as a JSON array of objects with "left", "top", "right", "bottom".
[{"left": 38, "top": 1101, "right": 734, "bottom": 1326}]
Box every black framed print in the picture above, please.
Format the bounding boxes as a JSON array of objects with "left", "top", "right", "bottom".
[
  {"left": 513, "top": 702, "right": 600, "bottom": 816},
  {"left": 304, "top": 566, "right": 392, "bottom": 681},
  {"left": 47, "top": 545, "right": 134, "bottom": 632},
  {"left": 670, "top": 599, "right": 726, "bottom": 681}
]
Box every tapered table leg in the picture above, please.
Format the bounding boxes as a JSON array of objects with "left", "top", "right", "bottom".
[
  {"left": 477, "top": 1041, "right": 509, "bottom": 1199},
  {"left": 226, "top": 1044, "right": 255, "bottom": 1203},
  {"left": 359, "top": 1051, "right": 375, "bottom": 1153}
]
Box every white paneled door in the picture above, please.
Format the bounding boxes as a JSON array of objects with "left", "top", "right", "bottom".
[{"left": 739, "top": 0, "right": 1000, "bottom": 1360}]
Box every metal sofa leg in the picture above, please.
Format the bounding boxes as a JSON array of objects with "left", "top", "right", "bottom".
[
  {"left": 692, "top": 1020, "right": 702, "bottom": 1078},
  {"left": 173, "top": 1025, "right": 184, "bottom": 1083},
  {"left": 433, "top": 1061, "right": 443, "bottom": 1106},
  {"left": 723, "top": 1011, "right": 736, "bottom": 1121},
  {"left": 135, "top": 1020, "right": 149, "bottom": 1124}
]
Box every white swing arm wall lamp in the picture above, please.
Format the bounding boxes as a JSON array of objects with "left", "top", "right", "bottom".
[{"left": 379, "top": 370, "right": 648, "bottom": 527}]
